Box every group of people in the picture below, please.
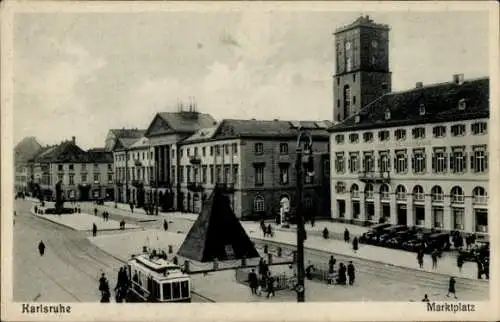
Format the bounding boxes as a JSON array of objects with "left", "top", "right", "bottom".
[
  {"left": 98, "top": 273, "right": 111, "bottom": 303},
  {"left": 343, "top": 228, "right": 359, "bottom": 253},
  {"left": 245, "top": 258, "right": 278, "bottom": 298},
  {"left": 95, "top": 208, "right": 111, "bottom": 221},
  {"left": 260, "top": 220, "right": 274, "bottom": 238},
  {"left": 114, "top": 267, "right": 131, "bottom": 302}
]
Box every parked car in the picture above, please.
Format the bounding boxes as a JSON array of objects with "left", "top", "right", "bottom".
[
  {"left": 426, "top": 232, "right": 451, "bottom": 253},
  {"left": 359, "top": 223, "right": 392, "bottom": 243},
  {"left": 386, "top": 230, "right": 418, "bottom": 249},
  {"left": 459, "top": 241, "right": 490, "bottom": 262},
  {"left": 401, "top": 229, "right": 434, "bottom": 252},
  {"left": 378, "top": 225, "right": 409, "bottom": 246}
]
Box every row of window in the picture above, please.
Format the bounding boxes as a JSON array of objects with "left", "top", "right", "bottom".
[
  {"left": 52, "top": 173, "right": 113, "bottom": 185},
  {"left": 115, "top": 166, "right": 153, "bottom": 183},
  {"left": 57, "top": 163, "right": 109, "bottom": 171},
  {"left": 335, "top": 146, "right": 488, "bottom": 174},
  {"left": 178, "top": 164, "right": 240, "bottom": 185},
  {"left": 179, "top": 143, "right": 239, "bottom": 159},
  {"left": 338, "top": 183, "right": 488, "bottom": 204},
  {"left": 253, "top": 195, "right": 313, "bottom": 212},
  {"left": 334, "top": 122, "right": 488, "bottom": 144},
  {"left": 253, "top": 164, "right": 314, "bottom": 186}
]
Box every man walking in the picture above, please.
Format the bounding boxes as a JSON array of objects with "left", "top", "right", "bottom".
[
  {"left": 431, "top": 249, "right": 439, "bottom": 269},
  {"left": 163, "top": 219, "right": 168, "bottom": 231},
  {"left": 347, "top": 261, "right": 356, "bottom": 285},
  {"left": 344, "top": 228, "right": 350, "bottom": 243},
  {"left": 38, "top": 240, "right": 46, "bottom": 256},
  {"left": 446, "top": 277, "right": 458, "bottom": 299},
  {"left": 247, "top": 269, "right": 258, "bottom": 295},
  {"left": 92, "top": 223, "right": 98, "bottom": 237}
]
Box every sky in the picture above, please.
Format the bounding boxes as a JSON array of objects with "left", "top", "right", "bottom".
[{"left": 12, "top": 9, "right": 489, "bottom": 149}]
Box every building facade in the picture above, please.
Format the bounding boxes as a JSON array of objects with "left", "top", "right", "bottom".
[
  {"left": 113, "top": 136, "right": 156, "bottom": 206},
  {"left": 14, "top": 137, "right": 42, "bottom": 194},
  {"left": 178, "top": 119, "right": 332, "bottom": 220},
  {"left": 28, "top": 138, "right": 114, "bottom": 201},
  {"left": 329, "top": 76, "right": 489, "bottom": 235},
  {"left": 333, "top": 16, "right": 392, "bottom": 123}
]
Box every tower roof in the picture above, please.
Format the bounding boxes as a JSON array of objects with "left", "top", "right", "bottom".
[{"left": 334, "top": 15, "right": 390, "bottom": 34}]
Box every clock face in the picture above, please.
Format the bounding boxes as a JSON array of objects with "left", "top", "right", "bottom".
[{"left": 371, "top": 40, "right": 378, "bottom": 48}]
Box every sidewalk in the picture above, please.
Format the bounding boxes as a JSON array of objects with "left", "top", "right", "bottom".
[
  {"left": 32, "top": 209, "right": 140, "bottom": 231},
  {"left": 89, "top": 201, "right": 484, "bottom": 281}
]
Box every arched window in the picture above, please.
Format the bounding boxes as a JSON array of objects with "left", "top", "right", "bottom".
[
  {"left": 396, "top": 185, "right": 406, "bottom": 200},
  {"left": 431, "top": 186, "right": 444, "bottom": 202},
  {"left": 451, "top": 186, "right": 464, "bottom": 204},
  {"left": 350, "top": 184, "right": 359, "bottom": 198},
  {"left": 336, "top": 181, "right": 346, "bottom": 194},
  {"left": 254, "top": 195, "right": 265, "bottom": 212},
  {"left": 473, "top": 186, "right": 487, "bottom": 204},
  {"left": 380, "top": 184, "right": 390, "bottom": 200},
  {"left": 365, "top": 183, "right": 374, "bottom": 200},
  {"left": 413, "top": 185, "right": 425, "bottom": 201}
]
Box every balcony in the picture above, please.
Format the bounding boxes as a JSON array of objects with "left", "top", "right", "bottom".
[
  {"left": 358, "top": 171, "right": 390, "bottom": 184},
  {"left": 187, "top": 181, "right": 203, "bottom": 192},
  {"left": 215, "top": 182, "right": 235, "bottom": 193},
  {"left": 190, "top": 155, "right": 201, "bottom": 165}
]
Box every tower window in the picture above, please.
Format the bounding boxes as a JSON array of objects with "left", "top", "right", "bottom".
[
  {"left": 384, "top": 109, "right": 391, "bottom": 120},
  {"left": 419, "top": 104, "right": 426, "bottom": 116},
  {"left": 343, "top": 85, "right": 351, "bottom": 117},
  {"left": 353, "top": 74, "right": 356, "bottom": 82}
]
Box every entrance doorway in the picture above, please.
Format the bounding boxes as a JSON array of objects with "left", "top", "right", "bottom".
[
  {"left": 365, "top": 202, "right": 374, "bottom": 221},
  {"left": 337, "top": 200, "right": 346, "bottom": 218},
  {"left": 382, "top": 204, "right": 390, "bottom": 220},
  {"left": 352, "top": 201, "right": 360, "bottom": 219},
  {"left": 397, "top": 204, "right": 407, "bottom": 226},
  {"left": 414, "top": 206, "right": 425, "bottom": 226}
]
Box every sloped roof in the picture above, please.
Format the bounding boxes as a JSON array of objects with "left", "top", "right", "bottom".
[
  {"left": 109, "top": 129, "right": 146, "bottom": 139},
  {"left": 182, "top": 125, "right": 221, "bottom": 143},
  {"left": 87, "top": 149, "right": 113, "bottom": 163},
  {"left": 329, "top": 77, "right": 489, "bottom": 133},
  {"left": 158, "top": 112, "right": 217, "bottom": 132},
  {"left": 129, "top": 136, "right": 151, "bottom": 149},
  {"left": 30, "top": 141, "right": 113, "bottom": 163}
]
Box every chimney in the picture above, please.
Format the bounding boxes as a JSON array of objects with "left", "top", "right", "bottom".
[
  {"left": 71, "top": 136, "right": 76, "bottom": 144},
  {"left": 415, "top": 82, "right": 423, "bottom": 89},
  {"left": 453, "top": 74, "right": 465, "bottom": 85}
]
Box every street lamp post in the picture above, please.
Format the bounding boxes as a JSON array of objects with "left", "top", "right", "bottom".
[{"left": 295, "top": 129, "right": 314, "bottom": 303}]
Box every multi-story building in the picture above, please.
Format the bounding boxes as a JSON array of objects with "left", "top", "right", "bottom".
[
  {"left": 177, "top": 119, "right": 332, "bottom": 220},
  {"left": 333, "top": 15, "right": 392, "bottom": 123},
  {"left": 329, "top": 76, "right": 489, "bottom": 235},
  {"left": 113, "top": 136, "right": 155, "bottom": 206},
  {"left": 14, "top": 136, "right": 42, "bottom": 194},
  {"left": 28, "top": 137, "right": 114, "bottom": 201},
  {"left": 104, "top": 128, "right": 145, "bottom": 152},
  {"left": 143, "top": 104, "right": 216, "bottom": 211}
]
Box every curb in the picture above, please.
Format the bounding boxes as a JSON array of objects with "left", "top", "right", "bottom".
[
  {"left": 249, "top": 236, "right": 487, "bottom": 284},
  {"left": 31, "top": 209, "right": 78, "bottom": 231}
]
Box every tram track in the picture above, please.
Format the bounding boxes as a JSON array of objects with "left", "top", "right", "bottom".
[{"left": 252, "top": 239, "right": 488, "bottom": 293}]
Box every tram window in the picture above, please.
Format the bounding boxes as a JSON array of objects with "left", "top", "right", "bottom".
[
  {"left": 181, "top": 281, "right": 189, "bottom": 298},
  {"left": 163, "top": 283, "right": 171, "bottom": 300},
  {"left": 172, "top": 282, "right": 181, "bottom": 299}
]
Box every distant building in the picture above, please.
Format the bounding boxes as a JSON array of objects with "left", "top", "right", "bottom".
[
  {"left": 14, "top": 136, "right": 42, "bottom": 193},
  {"left": 28, "top": 137, "right": 114, "bottom": 201},
  {"left": 178, "top": 119, "right": 332, "bottom": 219},
  {"left": 333, "top": 15, "right": 392, "bottom": 123},
  {"left": 142, "top": 103, "right": 217, "bottom": 211},
  {"left": 329, "top": 76, "right": 489, "bottom": 235},
  {"left": 104, "top": 128, "right": 146, "bottom": 152}
]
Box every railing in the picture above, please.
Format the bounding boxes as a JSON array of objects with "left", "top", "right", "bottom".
[
  {"left": 215, "top": 182, "right": 235, "bottom": 193},
  {"left": 358, "top": 171, "right": 390, "bottom": 183},
  {"left": 189, "top": 155, "right": 201, "bottom": 165},
  {"left": 473, "top": 195, "right": 488, "bottom": 204},
  {"left": 187, "top": 182, "right": 203, "bottom": 192}
]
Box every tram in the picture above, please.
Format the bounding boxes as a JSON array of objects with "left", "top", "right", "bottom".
[{"left": 126, "top": 252, "right": 192, "bottom": 303}]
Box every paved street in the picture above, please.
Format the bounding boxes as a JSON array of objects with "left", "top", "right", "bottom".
[
  {"left": 13, "top": 200, "right": 209, "bottom": 303},
  {"left": 84, "top": 203, "right": 489, "bottom": 302}
]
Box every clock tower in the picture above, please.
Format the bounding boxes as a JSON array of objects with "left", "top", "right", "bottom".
[{"left": 333, "top": 16, "right": 392, "bottom": 122}]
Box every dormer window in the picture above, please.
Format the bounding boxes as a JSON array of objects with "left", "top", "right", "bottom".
[
  {"left": 458, "top": 99, "right": 466, "bottom": 111},
  {"left": 384, "top": 109, "right": 391, "bottom": 120},
  {"left": 419, "top": 104, "right": 426, "bottom": 116},
  {"left": 354, "top": 115, "right": 361, "bottom": 123}
]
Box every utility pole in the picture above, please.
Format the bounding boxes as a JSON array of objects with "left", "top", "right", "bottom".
[{"left": 295, "top": 130, "right": 314, "bottom": 303}]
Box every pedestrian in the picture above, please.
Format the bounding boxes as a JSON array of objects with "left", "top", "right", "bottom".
[
  {"left": 305, "top": 261, "right": 315, "bottom": 280},
  {"left": 266, "top": 274, "right": 275, "bottom": 298},
  {"left": 344, "top": 228, "right": 350, "bottom": 243},
  {"left": 163, "top": 219, "right": 168, "bottom": 231},
  {"left": 38, "top": 240, "right": 45, "bottom": 256},
  {"left": 421, "top": 294, "right": 430, "bottom": 302},
  {"left": 476, "top": 258, "right": 484, "bottom": 279},
  {"left": 337, "top": 263, "right": 347, "bottom": 285},
  {"left": 347, "top": 261, "right": 355, "bottom": 285},
  {"left": 260, "top": 219, "right": 266, "bottom": 237},
  {"left": 94, "top": 208, "right": 98, "bottom": 216},
  {"left": 446, "top": 277, "right": 458, "bottom": 299},
  {"left": 417, "top": 250, "right": 424, "bottom": 269},
  {"left": 328, "top": 255, "right": 336, "bottom": 272},
  {"left": 130, "top": 203, "right": 134, "bottom": 213},
  {"left": 457, "top": 254, "right": 464, "bottom": 273},
  {"left": 431, "top": 249, "right": 439, "bottom": 269},
  {"left": 92, "top": 223, "right": 97, "bottom": 237},
  {"left": 266, "top": 224, "right": 273, "bottom": 238},
  {"left": 352, "top": 237, "right": 359, "bottom": 253},
  {"left": 247, "top": 269, "right": 258, "bottom": 295}
]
